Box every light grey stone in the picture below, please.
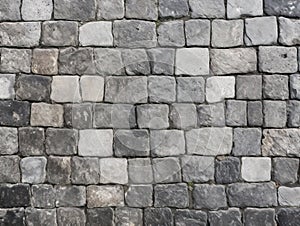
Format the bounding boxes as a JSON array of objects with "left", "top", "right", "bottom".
[
  {"left": 153, "top": 157, "right": 181, "bottom": 183},
  {"left": 263, "top": 101, "right": 287, "bottom": 128},
  {"left": 51, "top": 76, "right": 81, "bottom": 103},
  {"left": 273, "top": 158, "right": 299, "bottom": 184},
  {"left": 128, "top": 158, "right": 153, "bottom": 184},
  {"left": 21, "top": 0, "right": 53, "bottom": 20},
  {"left": 94, "top": 48, "right": 124, "bottom": 75},
  {"left": 0, "top": 74, "right": 15, "bottom": 99},
  {"left": 126, "top": 0, "right": 158, "bottom": 20},
  {"left": 97, "top": 0, "right": 124, "bottom": 20},
  {"left": 71, "top": 157, "right": 100, "bottom": 184},
  {"left": 278, "top": 187, "right": 300, "bottom": 206},
  {"left": 31, "top": 185, "right": 55, "bottom": 208},
  {"left": 0, "top": 156, "right": 20, "bottom": 183},
  {"left": 206, "top": 76, "right": 235, "bottom": 103},
  {"left": 25, "top": 208, "right": 57, "bottom": 226},
  {"left": 158, "top": 0, "right": 189, "bottom": 18},
  {"left": 279, "top": 17, "right": 300, "bottom": 45},
  {"left": 137, "top": 104, "right": 169, "bottom": 129},
  {"left": 121, "top": 49, "right": 150, "bottom": 75},
  {"left": 125, "top": 185, "right": 153, "bottom": 207},
  {"left": 100, "top": 158, "right": 128, "bottom": 184},
  {"left": 233, "top": 128, "right": 262, "bottom": 156},
  {"left": 248, "top": 101, "right": 263, "bottom": 126},
  {"left": 19, "top": 127, "right": 45, "bottom": 156},
  {"left": 236, "top": 75, "right": 262, "bottom": 100},
  {"left": 263, "top": 75, "right": 289, "bottom": 100},
  {"left": 177, "top": 77, "right": 205, "bottom": 103},
  {"left": 158, "top": 21, "right": 185, "bottom": 47},
  {"left": 80, "top": 76, "right": 104, "bottom": 102},
  {"left": 0, "top": 127, "right": 18, "bottom": 155},
  {"left": 0, "top": 0, "right": 21, "bottom": 21},
  {"left": 64, "top": 103, "right": 93, "bottom": 129},
  {"left": 32, "top": 49, "right": 58, "bottom": 75},
  {"left": 21, "top": 157, "right": 47, "bottom": 184},
  {"left": 115, "top": 207, "right": 143, "bottom": 226},
  {"left": 244, "top": 208, "right": 276, "bottom": 226},
  {"left": 189, "top": 0, "right": 225, "bottom": 18},
  {"left": 147, "top": 48, "right": 175, "bottom": 75},
  {"left": 148, "top": 76, "right": 176, "bottom": 103},
  {"left": 31, "top": 103, "right": 64, "bottom": 127},
  {"left": 79, "top": 22, "right": 113, "bottom": 46},
  {"left": 56, "top": 186, "right": 86, "bottom": 207},
  {"left": 185, "top": 19, "right": 210, "bottom": 46},
  {"left": 57, "top": 208, "right": 85, "bottom": 226},
  {"left": 227, "top": 0, "right": 263, "bottom": 18},
  {"left": 1, "top": 49, "right": 31, "bottom": 73},
  {"left": 170, "top": 104, "right": 197, "bottom": 129},
  {"left": 197, "top": 103, "right": 225, "bottom": 127},
  {"left": 241, "top": 157, "right": 271, "bottom": 182},
  {"left": 209, "top": 208, "right": 242, "bottom": 226},
  {"left": 226, "top": 100, "right": 247, "bottom": 126},
  {"left": 290, "top": 74, "right": 300, "bottom": 99}
]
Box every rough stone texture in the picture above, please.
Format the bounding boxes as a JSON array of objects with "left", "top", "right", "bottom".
[
  {"left": 21, "top": 0, "right": 53, "bottom": 20},
  {"left": 147, "top": 48, "right": 175, "bottom": 75},
  {"left": 144, "top": 208, "right": 173, "bottom": 226},
  {"left": 137, "top": 104, "right": 169, "bottom": 129},
  {"left": 64, "top": 103, "right": 93, "bottom": 129},
  {"left": 1, "top": 48, "right": 32, "bottom": 73},
  {"left": 148, "top": 76, "right": 176, "bottom": 103},
  {"left": 153, "top": 157, "right": 181, "bottom": 183},
  {"left": 100, "top": 158, "right": 128, "bottom": 184},
  {"left": 209, "top": 208, "right": 242, "bottom": 226},
  {"left": 51, "top": 76, "right": 81, "bottom": 103},
  {"left": 121, "top": 49, "right": 150, "bottom": 75},
  {"left": 115, "top": 207, "right": 143, "bottom": 226},
  {"left": 126, "top": 0, "right": 158, "bottom": 20},
  {"left": 79, "top": 22, "right": 113, "bottom": 46},
  {"left": 272, "top": 157, "right": 299, "bottom": 184},
  {"left": 216, "top": 157, "right": 240, "bottom": 184},
  {"left": 0, "top": 127, "right": 18, "bottom": 155},
  {"left": 25, "top": 208, "right": 57, "bottom": 226},
  {"left": 248, "top": 101, "right": 263, "bottom": 126},
  {"left": 71, "top": 157, "right": 100, "bottom": 184},
  {"left": 80, "top": 76, "right": 104, "bottom": 102},
  {"left": 0, "top": 156, "right": 20, "bottom": 183},
  {"left": 86, "top": 208, "right": 114, "bottom": 226},
  {"left": 263, "top": 101, "right": 287, "bottom": 128},
  {"left": 227, "top": 0, "right": 263, "bottom": 18},
  {"left": 97, "top": 0, "right": 124, "bottom": 20},
  {"left": 0, "top": 74, "right": 15, "bottom": 99},
  {"left": 158, "top": 21, "right": 185, "bottom": 47},
  {"left": 0, "top": 208, "right": 25, "bottom": 225},
  {"left": 21, "top": 157, "right": 47, "bottom": 184},
  {"left": 236, "top": 75, "right": 262, "bottom": 100},
  {"left": 46, "top": 156, "right": 71, "bottom": 184},
  {"left": 57, "top": 207, "right": 85, "bottom": 226},
  {"left": 241, "top": 157, "right": 271, "bottom": 182},
  {"left": 278, "top": 187, "right": 300, "bottom": 206},
  {"left": 264, "top": 0, "right": 300, "bottom": 17},
  {"left": 177, "top": 77, "right": 205, "bottom": 103},
  {"left": 158, "top": 0, "right": 189, "bottom": 18},
  {"left": 185, "top": 19, "right": 210, "bottom": 46},
  {"left": 32, "top": 49, "right": 58, "bottom": 75},
  {"left": 0, "top": 0, "right": 21, "bottom": 21},
  {"left": 31, "top": 103, "right": 64, "bottom": 127},
  {"left": 0, "top": 100, "right": 30, "bottom": 126},
  {"left": 31, "top": 184, "right": 55, "bottom": 208},
  {"left": 0, "top": 184, "right": 30, "bottom": 208},
  {"left": 175, "top": 209, "right": 207, "bottom": 226},
  {"left": 125, "top": 185, "right": 153, "bottom": 207},
  {"left": 128, "top": 158, "right": 153, "bottom": 184},
  {"left": 244, "top": 208, "right": 276, "bottom": 226},
  {"left": 290, "top": 74, "right": 300, "bottom": 99},
  {"left": 263, "top": 75, "right": 289, "bottom": 100},
  {"left": 56, "top": 185, "right": 86, "bottom": 207},
  {"left": 189, "top": 0, "right": 225, "bottom": 18},
  {"left": 279, "top": 17, "right": 300, "bottom": 46},
  {"left": 233, "top": 128, "right": 262, "bottom": 156},
  {"left": 206, "top": 76, "right": 235, "bottom": 103},
  {"left": 169, "top": 104, "right": 197, "bottom": 129},
  {"left": 276, "top": 208, "right": 300, "bottom": 226},
  {"left": 197, "top": 103, "right": 225, "bottom": 127},
  {"left": 19, "top": 127, "right": 45, "bottom": 156}
]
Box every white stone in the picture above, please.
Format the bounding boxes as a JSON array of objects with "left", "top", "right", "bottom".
[
  {"left": 279, "top": 17, "right": 300, "bottom": 46},
  {"left": 51, "top": 76, "right": 81, "bottom": 103},
  {"left": 206, "top": 77, "right": 235, "bottom": 103},
  {"left": 80, "top": 76, "right": 104, "bottom": 102},
  {"left": 100, "top": 158, "right": 128, "bottom": 184},
  {"left": 175, "top": 48, "right": 209, "bottom": 76},
  {"left": 21, "top": 157, "right": 47, "bottom": 184},
  {"left": 0, "top": 74, "right": 15, "bottom": 99},
  {"left": 227, "top": 0, "right": 263, "bottom": 19},
  {"left": 22, "top": 0, "right": 53, "bottom": 20},
  {"left": 79, "top": 22, "right": 113, "bottom": 46},
  {"left": 278, "top": 187, "right": 300, "bottom": 206},
  {"left": 241, "top": 157, "right": 271, "bottom": 182},
  {"left": 78, "top": 130, "right": 113, "bottom": 157}
]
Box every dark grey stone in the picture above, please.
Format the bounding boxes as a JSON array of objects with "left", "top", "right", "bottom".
[
  {"left": 144, "top": 208, "right": 173, "bottom": 226},
  {"left": 263, "top": 75, "right": 289, "bottom": 100},
  {"left": 215, "top": 157, "right": 240, "bottom": 184},
  {"left": 25, "top": 208, "right": 57, "bottom": 226},
  {"left": 64, "top": 103, "right": 93, "bottom": 129},
  {"left": 126, "top": 0, "right": 158, "bottom": 20},
  {"left": 0, "top": 156, "right": 20, "bottom": 183},
  {"left": 47, "top": 156, "right": 71, "bottom": 184},
  {"left": 226, "top": 100, "right": 247, "bottom": 126},
  {"left": 57, "top": 207, "right": 85, "bottom": 226},
  {"left": 125, "top": 185, "right": 153, "bottom": 207},
  {"left": 287, "top": 100, "right": 300, "bottom": 127},
  {"left": 244, "top": 208, "right": 275, "bottom": 226},
  {"left": 86, "top": 208, "right": 114, "bottom": 226},
  {"left": 55, "top": 185, "right": 86, "bottom": 207},
  {"left": 0, "top": 208, "right": 25, "bottom": 226},
  {"left": 0, "top": 184, "right": 30, "bottom": 208},
  {"left": 153, "top": 157, "right": 181, "bottom": 183},
  {"left": 147, "top": 48, "right": 175, "bottom": 75},
  {"left": 233, "top": 128, "right": 262, "bottom": 156},
  {"left": 236, "top": 75, "right": 262, "bottom": 100},
  {"left": 264, "top": 0, "right": 300, "bottom": 17},
  {"left": 263, "top": 101, "right": 287, "bottom": 128},
  {"left": 276, "top": 208, "right": 300, "bottom": 226},
  {"left": 71, "top": 157, "right": 100, "bottom": 184},
  {"left": 197, "top": 103, "right": 225, "bottom": 127},
  {"left": 0, "top": 100, "right": 30, "bottom": 126},
  {"left": 175, "top": 209, "right": 207, "bottom": 226},
  {"left": 248, "top": 101, "right": 263, "bottom": 126},
  {"left": 115, "top": 207, "right": 143, "bottom": 226},
  {"left": 158, "top": 0, "right": 189, "bottom": 18},
  {"left": 272, "top": 157, "right": 299, "bottom": 184},
  {"left": 31, "top": 184, "right": 55, "bottom": 208},
  {"left": 209, "top": 208, "right": 242, "bottom": 226}
]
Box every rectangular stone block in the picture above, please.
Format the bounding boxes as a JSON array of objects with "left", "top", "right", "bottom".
[
  {"left": 25, "top": 208, "right": 57, "bottom": 226},
  {"left": 273, "top": 157, "right": 299, "bottom": 184},
  {"left": 137, "top": 104, "right": 169, "bottom": 129},
  {"left": 197, "top": 103, "right": 225, "bottom": 127},
  {"left": 233, "top": 128, "right": 262, "bottom": 156},
  {"left": 263, "top": 101, "right": 287, "bottom": 128},
  {"left": 189, "top": 0, "right": 225, "bottom": 18},
  {"left": 0, "top": 156, "right": 20, "bottom": 183},
  {"left": 175, "top": 209, "right": 207, "bottom": 226},
  {"left": 71, "top": 157, "right": 100, "bottom": 184},
  {"left": 100, "top": 158, "right": 128, "bottom": 184},
  {"left": 278, "top": 187, "right": 300, "bottom": 206},
  {"left": 57, "top": 207, "right": 86, "bottom": 226},
  {"left": 264, "top": 0, "right": 300, "bottom": 17},
  {"left": 153, "top": 157, "right": 181, "bottom": 183},
  {"left": 209, "top": 208, "right": 242, "bottom": 226},
  {"left": 0, "top": 127, "right": 18, "bottom": 155},
  {"left": 51, "top": 76, "right": 81, "bottom": 103},
  {"left": 0, "top": 0, "right": 21, "bottom": 21},
  {"left": 31, "top": 103, "right": 64, "bottom": 127},
  {"left": 0, "top": 184, "right": 30, "bottom": 208},
  {"left": 19, "top": 127, "right": 45, "bottom": 156},
  {"left": 144, "top": 208, "right": 173, "bottom": 226},
  {"left": 31, "top": 49, "right": 58, "bottom": 75},
  {"left": 97, "top": 0, "right": 124, "bottom": 20},
  {"left": 121, "top": 49, "right": 150, "bottom": 75},
  {"left": 128, "top": 158, "right": 153, "bottom": 184},
  {"left": 0, "top": 100, "right": 30, "bottom": 126},
  {"left": 169, "top": 104, "right": 197, "bottom": 129},
  {"left": 64, "top": 103, "right": 93, "bottom": 129},
  {"left": 148, "top": 76, "right": 176, "bottom": 103},
  {"left": 0, "top": 74, "right": 15, "bottom": 99},
  {"left": 31, "top": 184, "right": 55, "bottom": 208},
  {"left": 158, "top": 0, "right": 189, "bottom": 18},
  {"left": 216, "top": 157, "right": 240, "bottom": 184},
  {"left": 86, "top": 207, "right": 114, "bottom": 226},
  {"left": 206, "top": 77, "right": 235, "bottom": 103},
  {"left": 147, "top": 48, "right": 175, "bottom": 75},
  {"left": 21, "top": 157, "right": 47, "bottom": 184},
  {"left": 46, "top": 156, "right": 71, "bottom": 185},
  {"left": 125, "top": 185, "right": 153, "bottom": 207},
  {"left": 21, "top": 0, "right": 53, "bottom": 20},
  {"left": 185, "top": 19, "right": 210, "bottom": 46},
  {"left": 227, "top": 0, "right": 263, "bottom": 18},
  {"left": 126, "top": 0, "right": 157, "bottom": 20},
  {"left": 80, "top": 76, "right": 104, "bottom": 102},
  {"left": 236, "top": 75, "right": 262, "bottom": 100},
  {"left": 1, "top": 48, "right": 31, "bottom": 73},
  {"left": 158, "top": 21, "right": 185, "bottom": 47},
  {"left": 248, "top": 101, "right": 263, "bottom": 126},
  {"left": 241, "top": 157, "right": 271, "bottom": 182},
  {"left": 226, "top": 100, "right": 247, "bottom": 126},
  {"left": 79, "top": 22, "right": 113, "bottom": 46},
  {"left": 55, "top": 185, "right": 86, "bottom": 207},
  {"left": 115, "top": 207, "right": 143, "bottom": 226},
  {"left": 177, "top": 77, "right": 205, "bottom": 103}
]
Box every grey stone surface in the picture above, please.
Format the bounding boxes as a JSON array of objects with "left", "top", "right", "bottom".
[
  {"left": 25, "top": 208, "right": 57, "bottom": 226},
  {"left": 115, "top": 207, "right": 143, "bottom": 226},
  {"left": 21, "top": 157, "right": 47, "bottom": 184},
  {"left": 158, "top": 0, "right": 189, "bottom": 18},
  {"left": 197, "top": 103, "right": 225, "bottom": 127},
  {"left": 46, "top": 156, "right": 71, "bottom": 184},
  {"left": 0, "top": 184, "right": 30, "bottom": 208},
  {"left": 290, "top": 74, "right": 300, "bottom": 99},
  {"left": 278, "top": 186, "right": 300, "bottom": 206},
  {"left": 31, "top": 103, "right": 64, "bottom": 127},
  {"left": 80, "top": 76, "right": 104, "bottom": 102},
  {"left": 51, "top": 76, "right": 81, "bottom": 103},
  {"left": 64, "top": 103, "right": 93, "bottom": 129},
  {"left": 153, "top": 157, "right": 181, "bottom": 183},
  {"left": 263, "top": 75, "right": 289, "bottom": 100},
  {"left": 248, "top": 101, "right": 263, "bottom": 126},
  {"left": 158, "top": 21, "right": 185, "bottom": 47},
  {"left": 121, "top": 49, "right": 150, "bottom": 75},
  {"left": 71, "top": 157, "right": 100, "bottom": 184},
  {"left": 276, "top": 208, "right": 300, "bottom": 226},
  {"left": 263, "top": 101, "right": 287, "bottom": 128},
  {"left": 57, "top": 207, "right": 86, "bottom": 226},
  {"left": 216, "top": 157, "right": 240, "bottom": 184},
  {"left": 189, "top": 0, "right": 225, "bottom": 18},
  {"left": 0, "top": 127, "right": 18, "bottom": 155},
  {"left": 206, "top": 76, "right": 235, "bottom": 103},
  {"left": 125, "top": 185, "right": 153, "bottom": 207},
  {"left": 1, "top": 48, "right": 31, "bottom": 73},
  {"left": 128, "top": 158, "right": 153, "bottom": 184},
  {"left": 0, "top": 156, "right": 20, "bottom": 183},
  {"left": 0, "top": 208, "right": 25, "bottom": 225},
  {"left": 236, "top": 75, "right": 262, "bottom": 100},
  {"left": 56, "top": 185, "right": 86, "bottom": 207},
  {"left": 31, "top": 184, "right": 55, "bottom": 208},
  {"left": 97, "top": 0, "right": 124, "bottom": 20},
  {"left": 19, "top": 127, "right": 45, "bottom": 156},
  {"left": 241, "top": 157, "right": 271, "bottom": 182},
  {"left": 21, "top": 0, "right": 53, "bottom": 20},
  {"left": 148, "top": 76, "right": 176, "bottom": 103},
  {"left": 227, "top": 0, "right": 263, "bottom": 18},
  {"left": 175, "top": 209, "right": 207, "bottom": 226},
  {"left": 100, "top": 158, "right": 128, "bottom": 184},
  {"left": 185, "top": 19, "right": 210, "bottom": 46},
  {"left": 126, "top": 0, "right": 158, "bottom": 20},
  {"left": 137, "top": 104, "right": 169, "bottom": 129},
  {"left": 226, "top": 100, "right": 247, "bottom": 126},
  {"left": 264, "top": 0, "right": 300, "bottom": 17},
  {"left": 86, "top": 208, "right": 114, "bottom": 226},
  {"left": 79, "top": 22, "right": 113, "bottom": 46},
  {"left": 32, "top": 49, "right": 58, "bottom": 75},
  {"left": 94, "top": 48, "right": 124, "bottom": 75},
  {"left": 147, "top": 48, "right": 175, "bottom": 75},
  {"left": 144, "top": 208, "right": 173, "bottom": 226},
  {"left": 170, "top": 104, "right": 197, "bottom": 129},
  {"left": 233, "top": 128, "right": 262, "bottom": 156},
  {"left": 0, "top": 74, "right": 15, "bottom": 99},
  {"left": 0, "top": 100, "right": 30, "bottom": 126},
  {"left": 0, "top": 0, "right": 21, "bottom": 21},
  {"left": 244, "top": 208, "right": 276, "bottom": 226},
  {"left": 177, "top": 77, "right": 205, "bottom": 103},
  {"left": 209, "top": 208, "right": 242, "bottom": 226},
  {"left": 274, "top": 158, "right": 299, "bottom": 185}
]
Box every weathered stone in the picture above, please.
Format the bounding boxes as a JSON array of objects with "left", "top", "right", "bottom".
[
  {"left": 185, "top": 19, "right": 210, "bottom": 46},
  {"left": 154, "top": 184, "right": 189, "bottom": 208},
  {"left": 153, "top": 157, "right": 181, "bottom": 183},
  {"left": 0, "top": 208, "right": 25, "bottom": 225},
  {"left": 177, "top": 77, "right": 205, "bottom": 103},
  {"left": 31, "top": 103, "right": 64, "bottom": 127},
  {"left": 71, "top": 157, "right": 100, "bottom": 184},
  {"left": 32, "top": 49, "right": 58, "bottom": 75},
  {"left": 197, "top": 103, "right": 225, "bottom": 127},
  {"left": 79, "top": 22, "right": 113, "bottom": 46},
  {"left": 182, "top": 155, "right": 214, "bottom": 182},
  {"left": 263, "top": 101, "right": 286, "bottom": 128},
  {"left": 216, "top": 157, "right": 240, "bottom": 184},
  {"left": 278, "top": 187, "right": 300, "bottom": 206},
  {"left": 105, "top": 76, "right": 147, "bottom": 103},
  {"left": 57, "top": 208, "right": 85, "bottom": 226},
  {"left": 78, "top": 129, "right": 113, "bottom": 157},
  {"left": 0, "top": 74, "right": 15, "bottom": 99},
  {"left": 115, "top": 207, "right": 143, "bottom": 226},
  {"left": 227, "top": 0, "right": 263, "bottom": 18},
  {"left": 194, "top": 184, "right": 227, "bottom": 210},
  {"left": 264, "top": 0, "right": 300, "bottom": 17},
  {"left": 0, "top": 156, "right": 20, "bottom": 183},
  {"left": 233, "top": 128, "right": 262, "bottom": 156},
  {"left": 54, "top": 0, "right": 96, "bottom": 21},
  {"left": 59, "top": 47, "right": 95, "bottom": 75},
  {"left": 144, "top": 208, "right": 173, "bottom": 226},
  {"left": 51, "top": 76, "right": 81, "bottom": 103},
  {"left": 0, "top": 22, "right": 40, "bottom": 47},
  {"left": 189, "top": 0, "right": 225, "bottom": 18},
  {"left": 16, "top": 74, "right": 51, "bottom": 102},
  {"left": 114, "top": 130, "right": 150, "bottom": 157},
  {"left": 94, "top": 48, "right": 124, "bottom": 75},
  {"left": 46, "top": 156, "right": 71, "bottom": 184},
  {"left": 86, "top": 208, "right": 114, "bottom": 226},
  {"left": 273, "top": 157, "right": 299, "bottom": 184},
  {"left": 212, "top": 19, "right": 243, "bottom": 47},
  {"left": 21, "top": 157, "right": 47, "bottom": 184},
  {"left": 25, "top": 208, "right": 57, "bottom": 226},
  {"left": 175, "top": 209, "right": 207, "bottom": 226},
  {"left": 259, "top": 46, "right": 297, "bottom": 73},
  {"left": 0, "top": 100, "right": 30, "bottom": 126},
  {"left": 137, "top": 104, "right": 169, "bottom": 129},
  {"left": 125, "top": 185, "right": 153, "bottom": 207},
  {"left": 241, "top": 157, "right": 271, "bottom": 182},
  {"left": 97, "top": 0, "right": 124, "bottom": 20},
  {"left": 0, "top": 0, "right": 21, "bottom": 21},
  {"left": 176, "top": 48, "right": 209, "bottom": 76},
  {"left": 21, "top": 0, "right": 52, "bottom": 20},
  {"left": 42, "top": 21, "right": 78, "bottom": 46},
  {"left": 87, "top": 185, "right": 124, "bottom": 208},
  {"left": 276, "top": 208, "right": 300, "bottom": 226},
  {"left": 186, "top": 128, "right": 232, "bottom": 155},
  {"left": 263, "top": 75, "right": 289, "bottom": 100},
  {"left": 56, "top": 185, "right": 86, "bottom": 207},
  {"left": 248, "top": 101, "right": 263, "bottom": 126},
  {"left": 113, "top": 20, "right": 156, "bottom": 48},
  {"left": 147, "top": 48, "right": 175, "bottom": 75},
  {"left": 126, "top": 0, "right": 158, "bottom": 20},
  {"left": 0, "top": 127, "right": 18, "bottom": 154},
  {"left": 211, "top": 48, "right": 257, "bottom": 75},
  {"left": 158, "top": 21, "right": 185, "bottom": 47},
  {"left": 0, "top": 184, "right": 30, "bottom": 207},
  {"left": 121, "top": 49, "right": 150, "bottom": 75},
  {"left": 290, "top": 74, "right": 300, "bottom": 99},
  {"left": 206, "top": 77, "right": 235, "bottom": 103},
  {"left": 31, "top": 184, "right": 55, "bottom": 208},
  {"left": 80, "top": 76, "right": 104, "bottom": 102},
  {"left": 158, "top": 0, "right": 189, "bottom": 18},
  {"left": 245, "top": 16, "right": 278, "bottom": 46},
  {"left": 19, "top": 127, "right": 44, "bottom": 156},
  {"left": 209, "top": 208, "right": 242, "bottom": 226},
  {"left": 64, "top": 103, "right": 93, "bottom": 129},
  {"left": 150, "top": 130, "right": 185, "bottom": 156},
  {"left": 100, "top": 158, "right": 128, "bottom": 184},
  {"left": 46, "top": 128, "right": 78, "bottom": 155},
  {"left": 170, "top": 104, "right": 197, "bottom": 129},
  {"left": 227, "top": 182, "right": 277, "bottom": 207},
  {"left": 148, "top": 76, "right": 176, "bottom": 103},
  {"left": 226, "top": 100, "right": 247, "bottom": 126},
  {"left": 128, "top": 158, "right": 153, "bottom": 184},
  {"left": 1, "top": 48, "right": 31, "bottom": 73},
  {"left": 236, "top": 75, "right": 262, "bottom": 100},
  {"left": 244, "top": 208, "right": 275, "bottom": 226}
]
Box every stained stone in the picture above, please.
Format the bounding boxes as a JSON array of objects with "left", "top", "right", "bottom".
[
  {"left": 272, "top": 157, "right": 299, "bottom": 184},
  {"left": 80, "top": 76, "right": 104, "bottom": 102},
  {"left": 32, "top": 49, "right": 58, "bottom": 75},
  {"left": 114, "top": 130, "right": 150, "bottom": 157},
  {"left": 175, "top": 209, "right": 207, "bottom": 226},
  {"left": 19, "top": 127, "right": 44, "bottom": 156},
  {"left": 226, "top": 100, "right": 247, "bottom": 126},
  {"left": 42, "top": 21, "right": 78, "bottom": 46},
  {"left": 86, "top": 208, "right": 114, "bottom": 226},
  {"left": 137, "top": 104, "right": 169, "bottom": 129},
  {"left": 0, "top": 156, "right": 20, "bottom": 183},
  {"left": 46, "top": 156, "right": 71, "bottom": 184},
  {"left": 264, "top": 0, "right": 300, "bottom": 17},
  {"left": 263, "top": 75, "right": 289, "bottom": 100},
  {"left": 158, "top": 0, "right": 189, "bottom": 18},
  {"left": 51, "top": 76, "right": 81, "bottom": 103},
  {"left": 185, "top": 19, "right": 210, "bottom": 46},
  {"left": 97, "top": 0, "right": 124, "bottom": 20},
  {"left": 227, "top": 0, "right": 263, "bottom": 18},
  {"left": 128, "top": 158, "right": 153, "bottom": 184},
  {"left": 144, "top": 208, "right": 173, "bottom": 226},
  {"left": 263, "top": 101, "right": 287, "bottom": 128},
  {"left": 290, "top": 74, "right": 300, "bottom": 99},
  {"left": 278, "top": 187, "right": 300, "bottom": 206},
  {"left": 248, "top": 101, "right": 263, "bottom": 126},
  {"left": 87, "top": 185, "right": 124, "bottom": 208},
  {"left": 169, "top": 104, "right": 197, "bottom": 129},
  {"left": 147, "top": 48, "right": 175, "bottom": 75},
  {"left": 0, "top": 208, "right": 25, "bottom": 225},
  {"left": 153, "top": 157, "right": 181, "bottom": 183},
  {"left": 227, "top": 182, "right": 277, "bottom": 207},
  {"left": 57, "top": 208, "right": 86, "bottom": 226},
  {"left": 148, "top": 76, "right": 176, "bottom": 103},
  {"left": 21, "top": 157, "right": 47, "bottom": 184},
  {"left": 0, "top": 127, "right": 18, "bottom": 155},
  {"left": 158, "top": 21, "right": 185, "bottom": 47},
  {"left": 181, "top": 156, "right": 214, "bottom": 182},
  {"left": 25, "top": 208, "right": 57, "bottom": 226},
  {"left": 0, "top": 100, "right": 30, "bottom": 126},
  {"left": 244, "top": 208, "right": 276, "bottom": 226},
  {"left": 64, "top": 103, "right": 93, "bottom": 129},
  {"left": 276, "top": 208, "right": 300, "bottom": 226},
  {"left": 126, "top": 0, "right": 158, "bottom": 20},
  {"left": 31, "top": 184, "right": 55, "bottom": 208},
  {"left": 0, "top": 74, "right": 15, "bottom": 99},
  {"left": 209, "top": 208, "right": 242, "bottom": 226},
  {"left": 177, "top": 77, "right": 205, "bottom": 103},
  {"left": 236, "top": 75, "right": 262, "bottom": 100},
  {"left": 206, "top": 77, "right": 235, "bottom": 103},
  {"left": 21, "top": 0, "right": 53, "bottom": 20},
  {"left": 0, "top": 184, "right": 30, "bottom": 208},
  {"left": 94, "top": 48, "right": 124, "bottom": 75},
  {"left": 193, "top": 184, "right": 227, "bottom": 210},
  {"left": 71, "top": 157, "right": 100, "bottom": 184},
  {"left": 241, "top": 157, "right": 271, "bottom": 182},
  {"left": 0, "top": 0, "right": 21, "bottom": 21},
  {"left": 113, "top": 20, "right": 156, "bottom": 48},
  {"left": 31, "top": 103, "right": 64, "bottom": 127},
  {"left": 56, "top": 185, "right": 86, "bottom": 207},
  {"left": 121, "top": 49, "right": 151, "bottom": 75},
  {"left": 1, "top": 48, "right": 31, "bottom": 73},
  {"left": 197, "top": 103, "right": 225, "bottom": 127},
  {"left": 154, "top": 184, "right": 189, "bottom": 208},
  {"left": 99, "top": 158, "right": 128, "bottom": 184},
  {"left": 46, "top": 129, "right": 78, "bottom": 155},
  {"left": 189, "top": 0, "right": 225, "bottom": 18},
  {"left": 16, "top": 75, "right": 51, "bottom": 102},
  {"left": 125, "top": 185, "right": 153, "bottom": 207},
  {"left": 233, "top": 128, "right": 262, "bottom": 156},
  {"left": 79, "top": 22, "right": 113, "bottom": 46},
  {"left": 115, "top": 207, "right": 143, "bottom": 226},
  {"left": 216, "top": 157, "right": 240, "bottom": 184}
]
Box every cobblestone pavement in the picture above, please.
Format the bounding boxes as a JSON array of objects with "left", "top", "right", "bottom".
[{"left": 0, "top": 0, "right": 300, "bottom": 225}]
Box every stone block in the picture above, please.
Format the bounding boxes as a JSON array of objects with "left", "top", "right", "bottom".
[
  {"left": 233, "top": 128, "right": 262, "bottom": 156},
  {"left": 158, "top": 0, "right": 189, "bottom": 18},
  {"left": 147, "top": 48, "right": 175, "bottom": 75},
  {"left": 227, "top": 0, "right": 263, "bottom": 18},
  {"left": 276, "top": 208, "right": 300, "bottom": 226},
  {"left": 94, "top": 48, "right": 124, "bottom": 75},
  {"left": 57, "top": 208, "right": 86, "bottom": 226},
  {"left": 153, "top": 157, "right": 181, "bottom": 183},
  {"left": 126, "top": 0, "right": 158, "bottom": 20},
  {"left": 236, "top": 75, "right": 262, "bottom": 100},
  {"left": 244, "top": 208, "right": 275, "bottom": 226},
  {"left": 31, "top": 184, "right": 55, "bottom": 208},
  {"left": 121, "top": 49, "right": 150, "bottom": 75},
  {"left": 209, "top": 208, "right": 242, "bottom": 226},
  {"left": 125, "top": 185, "right": 153, "bottom": 207},
  {"left": 21, "top": 0, "right": 52, "bottom": 20},
  {"left": 158, "top": 21, "right": 185, "bottom": 47},
  {"left": 175, "top": 209, "right": 207, "bottom": 226},
  {"left": 263, "top": 101, "right": 287, "bottom": 128},
  {"left": 97, "top": 0, "right": 124, "bottom": 20},
  {"left": 19, "top": 127, "right": 45, "bottom": 156},
  {"left": 51, "top": 76, "right": 81, "bottom": 103},
  {"left": 0, "top": 127, "right": 18, "bottom": 155},
  {"left": 278, "top": 187, "right": 300, "bottom": 206},
  {"left": 177, "top": 77, "right": 205, "bottom": 103},
  {"left": 185, "top": 19, "right": 210, "bottom": 46},
  {"left": 31, "top": 103, "right": 64, "bottom": 127},
  {"left": 1, "top": 48, "right": 31, "bottom": 73},
  {"left": 216, "top": 157, "right": 240, "bottom": 184},
  {"left": 0, "top": 156, "right": 20, "bottom": 183},
  {"left": 197, "top": 103, "right": 225, "bottom": 127},
  {"left": 128, "top": 158, "right": 153, "bottom": 184},
  {"left": 0, "top": 184, "right": 30, "bottom": 208},
  {"left": 86, "top": 207, "right": 114, "bottom": 226},
  {"left": 0, "top": 209, "right": 25, "bottom": 225},
  {"left": 0, "top": 74, "right": 15, "bottom": 99},
  {"left": 206, "top": 76, "right": 235, "bottom": 103},
  {"left": 100, "top": 158, "right": 128, "bottom": 184},
  {"left": 80, "top": 76, "right": 104, "bottom": 102},
  {"left": 115, "top": 207, "right": 143, "bottom": 226},
  {"left": 0, "top": 100, "right": 30, "bottom": 126},
  {"left": 226, "top": 100, "right": 247, "bottom": 126},
  {"left": 46, "top": 156, "right": 71, "bottom": 184},
  {"left": 170, "top": 104, "right": 197, "bottom": 129},
  {"left": 265, "top": 0, "right": 300, "bottom": 17},
  {"left": 248, "top": 101, "right": 263, "bottom": 126},
  {"left": 144, "top": 208, "right": 173, "bottom": 226},
  {"left": 64, "top": 103, "right": 93, "bottom": 129},
  {"left": 71, "top": 157, "right": 100, "bottom": 184},
  {"left": 0, "top": 0, "right": 21, "bottom": 21},
  {"left": 273, "top": 157, "right": 299, "bottom": 184},
  {"left": 25, "top": 208, "right": 57, "bottom": 226},
  {"left": 189, "top": 0, "right": 225, "bottom": 18},
  {"left": 290, "top": 74, "right": 300, "bottom": 99},
  {"left": 148, "top": 76, "right": 176, "bottom": 103},
  {"left": 137, "top": 104, "right": 169, "bottom": 129},
  {"left": 79, "top": 22, "right": 113, "bottom": 46},
  {"left": 56, "top": 185, "right": 86, "bottom": 207},
  {"left": 241, "top": 157, "right": 271, "bottom": 182},
  {"left": 21, "top": 157, "right": 47, "bottom": 184},
  {"left": 32, "top": 49, "right": 58, "bottom": 75},
  {"left": 263, "top": 75, "right": 289, "bottom": 100}
]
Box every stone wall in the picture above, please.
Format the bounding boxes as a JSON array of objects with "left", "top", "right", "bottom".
[{"left": 0, "top": 0, "right": 300, "bottom": 225}]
